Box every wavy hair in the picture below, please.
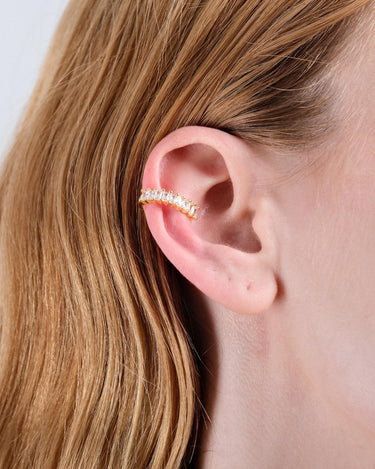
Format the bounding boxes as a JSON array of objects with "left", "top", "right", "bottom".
[{"left": 0, "top": 0, "right": 371, "bottom": 467}]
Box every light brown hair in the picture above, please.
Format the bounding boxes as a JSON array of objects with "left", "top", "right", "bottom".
[{"left": 0, "top": 0, "right": 371, "bottom": 467}]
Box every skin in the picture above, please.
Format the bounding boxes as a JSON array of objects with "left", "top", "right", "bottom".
[{"left": 142, "top": 9, "right": 375, "bottom": 468}]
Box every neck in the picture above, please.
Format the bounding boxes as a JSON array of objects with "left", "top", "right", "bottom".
[{"left": 187, "top": 295, "right": 375, "bottom": 469}]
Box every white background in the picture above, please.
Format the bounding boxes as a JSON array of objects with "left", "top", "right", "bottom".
[{"left": 0, "top": 0, "right": 70, "bottom": 165}]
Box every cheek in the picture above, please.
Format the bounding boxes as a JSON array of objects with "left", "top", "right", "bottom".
[{"left": 285, "top": 168, "right": 375, "bottom": 431}]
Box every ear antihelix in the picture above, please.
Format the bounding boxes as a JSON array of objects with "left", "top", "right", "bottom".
[{"left": 139, "top": 187, "right": 200, "bottom": 220}]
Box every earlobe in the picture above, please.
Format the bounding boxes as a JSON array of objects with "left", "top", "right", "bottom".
[{"left": 139, "top": 126, "right": 279, "bottom": 315}]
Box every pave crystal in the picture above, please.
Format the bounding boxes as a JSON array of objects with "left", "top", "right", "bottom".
[
  {"left": 154, "top": 189, "right": 161, "bottom": 200},
  {"left": 167, "top": 192, "right": 174, "bottom": 203}
]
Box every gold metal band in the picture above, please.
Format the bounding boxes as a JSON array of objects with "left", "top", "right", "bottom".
[{"left": 138, "top": 188, "right": 200, "bottom": 220}]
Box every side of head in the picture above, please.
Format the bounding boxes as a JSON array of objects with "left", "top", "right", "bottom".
[{"left": 0, "top": 0, "right": 372, "bottom": 467}]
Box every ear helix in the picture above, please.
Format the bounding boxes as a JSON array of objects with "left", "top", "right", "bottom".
[{"left": 138, "top": 188, "right": 200, "bottom": 220}]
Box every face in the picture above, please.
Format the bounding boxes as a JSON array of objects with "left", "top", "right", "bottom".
[{"left": 276, "top": 10, "right": 375, "bottom": 431}]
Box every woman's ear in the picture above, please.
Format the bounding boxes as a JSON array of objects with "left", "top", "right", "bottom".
[{"left": 140, "top": 126, "right": 279, "bottom": 315}]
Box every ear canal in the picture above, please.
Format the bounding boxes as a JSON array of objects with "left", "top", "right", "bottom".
[
  {"left": 202, "top": 178, "right": 262, "bottom": 253},
  {"left": 139, "top": 187, "right": 200, "bottom": 220},
  {"left": 205, "top": 178, "right": 233, "bottom": 214}
]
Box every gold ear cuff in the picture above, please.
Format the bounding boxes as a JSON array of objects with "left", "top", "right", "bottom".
[{"left": 138, "top": 188, "right": 200, "bottom": 220}]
